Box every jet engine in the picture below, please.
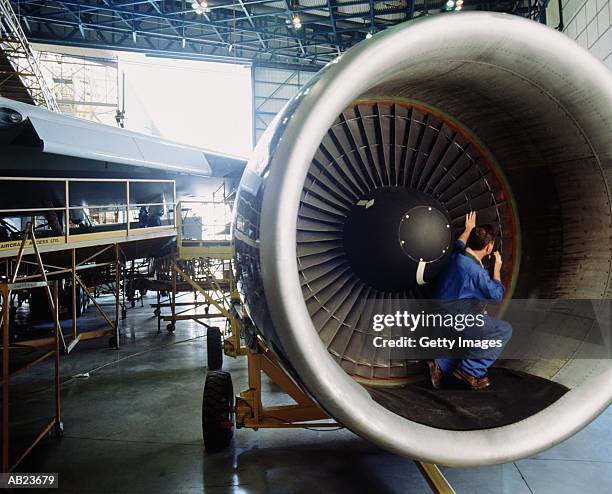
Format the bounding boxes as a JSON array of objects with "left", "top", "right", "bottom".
[{"left": 233, "top": 13, "right": 612, "bottom": 466}]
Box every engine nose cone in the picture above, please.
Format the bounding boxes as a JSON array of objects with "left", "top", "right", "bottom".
[
  {"left": 343, "top": 187, "right": 453, "bottom": 291},
  {"left": 399, "top": 206, "right": 451, "bottom": 263}
]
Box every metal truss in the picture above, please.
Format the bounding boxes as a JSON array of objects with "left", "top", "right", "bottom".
[
  {"left": 0, "top": 0, "right": 59, "bottom": 109},
  {"left": 8, "top": 0, "right": 550, "bottom": 72},
  {"left": 513, "top": 0, "right": 550, "bottom": 24}
]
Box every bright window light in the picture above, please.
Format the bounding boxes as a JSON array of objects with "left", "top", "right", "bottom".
[{"left": 119, "top": 54, "right": 253, "bottom": 158}]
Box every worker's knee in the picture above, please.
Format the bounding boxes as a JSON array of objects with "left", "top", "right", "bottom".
[
  {"left": 484, "top": 316, "right": 512, "bottom": 341},
  {"left": 496, "top": 320, "right": 513, "bottom": 341}
]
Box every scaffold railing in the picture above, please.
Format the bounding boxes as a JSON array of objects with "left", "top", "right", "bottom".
[{"left": 0, "top": 176, "right": 177, "bottom": 259}]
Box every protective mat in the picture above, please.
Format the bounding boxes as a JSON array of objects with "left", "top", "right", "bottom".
[{"left": 365, "top": 367, "right": 569, "bottom": 430}]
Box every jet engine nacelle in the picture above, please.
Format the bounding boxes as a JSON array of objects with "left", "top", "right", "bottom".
[{"left": 233, "top": 13, "right": 612, "bottom": 466}]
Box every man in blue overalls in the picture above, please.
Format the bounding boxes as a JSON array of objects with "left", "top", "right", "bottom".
[{"left": 427, "top": 212, "right": 512, "bottom": 390}]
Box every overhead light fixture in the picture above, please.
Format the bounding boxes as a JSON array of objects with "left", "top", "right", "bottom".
[
  {"left": 292, "top": 14, "right": 302, "bottom": 29},
  {"left": 228, "top": 43, "right": 234, "bottom": 52},
  {"left": 443, "top": 0, "right": 463, "bottom": 12},
  {"left": 192, "top": 0, "right": 209, "bottom": 15}
]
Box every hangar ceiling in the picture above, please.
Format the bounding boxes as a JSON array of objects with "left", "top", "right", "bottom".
[{"left": 8, "top": 0, "right": 550, "bottom": 71}]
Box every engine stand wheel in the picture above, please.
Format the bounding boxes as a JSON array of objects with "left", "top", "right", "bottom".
[
  {"left": 153, "top": 308, "right": 161, "bottom": 317},
  {"left": 166, "top": 323, "right": 176, "bottom": 333},
  {"left": 207, "top": 327, "right": 223, "bottom": 370},
  {"left": 202, "top": 370, "right": 234, "bottom": 453}
]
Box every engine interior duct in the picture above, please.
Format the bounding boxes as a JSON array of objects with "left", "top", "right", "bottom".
[{"left": 233, "top": 13, "right": 612, "bottom": 466}]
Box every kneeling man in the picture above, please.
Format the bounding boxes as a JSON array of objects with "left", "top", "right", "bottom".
[{"left": 428, "top": 211, "right": 512, "bottom": 390}]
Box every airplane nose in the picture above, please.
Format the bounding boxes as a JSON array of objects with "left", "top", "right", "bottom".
[{"left": 0, "top": 107, "right": 24, "bottom": 128}]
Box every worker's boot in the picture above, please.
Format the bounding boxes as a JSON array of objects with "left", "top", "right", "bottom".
[
  {"left": 427, "top": 360, "right": 443, "bottom": 389},
  {"left": 452, "top": 367, "right": 491, "bottom": 390}
]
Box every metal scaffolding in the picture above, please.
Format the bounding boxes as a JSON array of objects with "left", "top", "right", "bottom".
[
  {"left": 37, "top": 51, "right": 118, "bottom": 125},
  {"left": 0, "top": 0, "right": 59, "bottom": 110},
  {"left": 1, "top": 227, "right": 63, "bottom": 473}
]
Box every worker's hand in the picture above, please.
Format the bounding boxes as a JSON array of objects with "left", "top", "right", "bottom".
[
  {"left": 465, "top": 211, "right": 476, "bottom": 232},
  {"left": 457, "top": 211, "right": 477, "bottom": 245},
  {"left": 492, "top": 250, "right": 503, "bottom": 282}
]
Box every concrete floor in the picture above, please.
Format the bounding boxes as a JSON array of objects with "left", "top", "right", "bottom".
[{"left": 8, "top": 295, "right": 612, "bottom": 494}]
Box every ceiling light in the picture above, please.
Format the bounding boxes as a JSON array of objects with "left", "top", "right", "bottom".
[
  {"left": 292, "top": 14, "right": 302, "bottom": 29},
  {"left": 192, "top": 0, "right": 209, "bottom": 14},
  {"left": 228, "top": 44, "right": 234, "bottom": 52}
]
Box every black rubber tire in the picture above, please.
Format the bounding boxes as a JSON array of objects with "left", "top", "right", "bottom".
[
  {"left": 28, "top": 288, "right": 52, "bottom": 320},
  {"left": 166, "top": 323, "right": 175, "bottom": 333},
  {"left": 202, "top": 370, "right": 234, "bottom": 453},
  {"left": 207, "top": 327, "right": 223, "bottom": 370}
]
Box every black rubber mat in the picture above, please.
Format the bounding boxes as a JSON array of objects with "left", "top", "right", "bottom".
[{"left": 366, "top": 367, "right": 569, "bottom": 430}]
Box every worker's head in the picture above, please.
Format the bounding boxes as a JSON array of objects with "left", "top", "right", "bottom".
[{"left": 467, "top": 224, "right": 496, "bottom": 255}]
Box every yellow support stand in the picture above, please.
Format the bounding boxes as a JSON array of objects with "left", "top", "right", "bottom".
[{"left": 174, "top": 201, "right": 455, "bottom": 493}]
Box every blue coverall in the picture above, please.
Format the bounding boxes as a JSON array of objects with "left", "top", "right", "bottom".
[{"left": 435, "top": 240, "right": 512, "bottom": 379}]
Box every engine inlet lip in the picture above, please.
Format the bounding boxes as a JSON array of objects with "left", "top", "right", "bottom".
[{"left": 258, "top": 12, "right": 612, "bottom": 466}]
